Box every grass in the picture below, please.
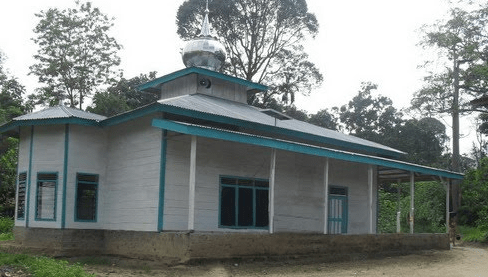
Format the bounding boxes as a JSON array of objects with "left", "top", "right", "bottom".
[
  {"left": 459, "top": 225, "right": 488, "bottom": 243},
  {"left": 0, "top": 253, "right": 94, "bottom": 277},
  {"left": 0, "top": 217, "right": 95, "bottom": 276}
]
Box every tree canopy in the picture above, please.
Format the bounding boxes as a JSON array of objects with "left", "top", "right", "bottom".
[
  {"left": 87, "top": 72, "right": 158, "bottom": 117},
  {"left": 0, "top": 51, "right": 30, "bottom": 216},
  {"left": 176, "top": 0, "right": 323, "bottom": 106},
  {"left": 29, "top": 1, "right": 122, "bottom": 109},
  {"left": 338, "top": 82, "right": 403, "bottom": 144}
]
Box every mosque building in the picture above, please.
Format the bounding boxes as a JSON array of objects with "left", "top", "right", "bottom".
[{"left": 0, "top": 2, "right": 462, "bottom": 262}]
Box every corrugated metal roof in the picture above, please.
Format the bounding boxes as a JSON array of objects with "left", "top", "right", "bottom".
[
  {"left": 13, "top": 105, "right": 106, "bottom": 122},
  {"left": 158, "top": 94, "right": 404, "bottom": 156}
]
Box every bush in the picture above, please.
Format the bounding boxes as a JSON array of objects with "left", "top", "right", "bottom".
[
  {"left": 0, "top": 217, "right": 14, "bottom": 234},
  {"left": 459, "top": 225, "right": 488, "bottom": 243}
]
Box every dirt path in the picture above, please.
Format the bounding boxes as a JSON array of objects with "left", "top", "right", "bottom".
[{"left": 82, "top": 244, "right": 488, "bottom": 277}]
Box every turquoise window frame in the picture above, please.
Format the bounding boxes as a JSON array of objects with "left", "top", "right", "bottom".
[
  {"left": 16, "top": 172, "right": 27, "bottom": 220},
  {"left": 218, "top": 175, "right": 269, "bottom": 230},
  {"left": 74, "top": 173, "right": 99, "bottom": 223},
  {"left": 35, "top": 172, "right": 58, "bottom": 222},
  {"left": 328, "top": 185, "right": 348, "bottom": 234}
]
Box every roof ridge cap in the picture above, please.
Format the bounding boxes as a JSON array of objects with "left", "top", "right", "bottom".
[{"left": 59, "top": 105, "right": 75, "bottom": 118}]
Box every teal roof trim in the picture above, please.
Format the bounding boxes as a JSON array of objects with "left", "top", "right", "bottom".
[
  {"left": 137, "top": 67, "right": 268, "bottom": 93},
  {"left": 100, "top": 103, "right": 162, "bottom": 127},
  {"left": 151, "top": 118, "right": 464, "bottom": 180}
]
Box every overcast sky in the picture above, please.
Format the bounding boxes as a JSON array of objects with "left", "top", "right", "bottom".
[{"left": 0, "top": 0, "right": 479, "bottom": 153}]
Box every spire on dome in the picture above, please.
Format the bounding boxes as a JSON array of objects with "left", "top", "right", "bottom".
[
  {"left": 181, "top": 0, "right": 226, "bottom": 71},
  {"left": 199, "top": 0, "right": 211, "bottom": 37}
]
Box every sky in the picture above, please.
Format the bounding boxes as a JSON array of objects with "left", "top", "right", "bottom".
[{"left": 0, "top": 0, "right": 479, "bottom": 154}]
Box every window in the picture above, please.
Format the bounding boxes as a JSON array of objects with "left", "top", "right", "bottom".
[
  {"left": 16, "top": 172, "right": 27, "bottom": 220},
  {"left": 75, "top": 173, "right": 98, "bottom": 222},
  {"left": 35, "top": 173, "right": 58, "bottom": 221},
  {"left": 219, "top": 176, "right": 269, "bottom": 229}
]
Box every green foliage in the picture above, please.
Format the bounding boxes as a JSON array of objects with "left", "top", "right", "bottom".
[
  {"left": 0, "top": 138, "right": 18, "bottom": 216},
  {"left": 413, "top": 4, "right": 488, "bottom": 117},
  {"left": 0, "top": 253, "right": 94, "bottom": 277},
  {"left": 0, "top": 51, "right": 31, "bottom": 125},
  {"left": 30, "top": 1, "right": 121, "bottom": 109},
  {"left": 459, "top": 225, "right": 488, "bottom": 243},
  {"left": 0, "top": 217, "right": 14, "bottom": 234},
  {"left": 177, "top": 0, "right": 322, "bottom": 107},
  {"left": 378, "top": 188, "right": 398, "bottom": 233},
  {"left": 87, "top": 72, "right": 158, "bottom": 117},
  {"left": 378, "top": 182, "right": 446, "bottom": 234},
  {"left": 395, "top": 118, "right": 448, "bottom": 167},
  {"left": 460, "top": 157, "right": 488, "bottom": 227},
  {"left": 0, "top": 217, "right": 14, "bottom": 241},
  {"left": 336, "top": 82, "right": 448, "bottom": 167},
  {"left": 339, "top": 82, "right": 402, "bottom": 142},
  {"left": 308, "top": 108, "right": 338, "bottom": 130}
]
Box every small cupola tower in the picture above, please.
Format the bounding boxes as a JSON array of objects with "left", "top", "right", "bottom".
[{"left": 181, "top": 0, "right": 226, "bottom": 71}]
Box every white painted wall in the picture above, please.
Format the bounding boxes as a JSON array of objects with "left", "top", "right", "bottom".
[
  {"left": 328, "top": 159, "right": 377, "bottom": 234},
  {"left": 164, "top": 134, "right": 271, "bottom": 232},
  {"left": 274, "top": 151, "right": 326, "bottom": 233},
  {"left": 15, "top": 126, "right": 31, "bottom": 226},
  {"left": 28, "top": 125, "right": 65, "bottom": 229},
  {"left": 65, "top": 125, "right": 107, "bottom": 229},
  {"left": 103, "top": 115, "right": 162, "bottom": 231},
  {"left": 163, "top": 134, "right": 377, "bottom": 234}
]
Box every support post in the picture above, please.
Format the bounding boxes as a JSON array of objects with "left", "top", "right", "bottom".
[
  {"left": 445, "top": 178, "right": 450, "bottom": 234},
  {"left": 397, "top": 179, "right": 401, "bottom": 233},
  {"left": 269, "top": 148, "right": 276, "bottom": 234},
  {"left": 323, "top": 158, "right": 329, "bottom": 234},
  {"left": 188, "top": 135, "right": 197, "bottom": 231},
  {"left": 368, "top": 165, "right": 374, "bottom": 234},
  {"left": 410, "top": 172, "right": 415, "bottom": 234}
]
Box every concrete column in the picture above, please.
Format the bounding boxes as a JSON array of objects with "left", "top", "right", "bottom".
[
  {"left": 188, "top": 135, "right": 197, "bottom": 231},
  {"left": 323, "top": 158, "right": 329, "bottom": 234},
  {"left": 368, "top": 165, "right": 374, "bottom": 234},
  {"left": 410, "top": 172, "right": 415, "bottom": 234},
  {"left": 269, "top": 148, "right": 276, "bottom": 234}
]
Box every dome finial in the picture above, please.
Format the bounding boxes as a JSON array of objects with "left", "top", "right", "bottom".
[
  {"left": 199, "top": 0, "right": 211, "bottom": 37},
  {"left": 181, "top": 0, "right": 227, "bottom": 71}
]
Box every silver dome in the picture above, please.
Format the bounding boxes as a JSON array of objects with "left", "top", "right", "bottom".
[
  {"left": 182, "top": 37, "right": 226, "bottom": 71},
  {"left": 181, "top": 1, "right": 226, "bottom": 71}
]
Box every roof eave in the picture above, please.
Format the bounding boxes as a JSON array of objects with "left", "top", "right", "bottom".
[
  {"left": 137, "top": 67, "right": 268, "bottom": 93},
  {"left": 0, "top": 117, "right": 102, "bottom": 134}
]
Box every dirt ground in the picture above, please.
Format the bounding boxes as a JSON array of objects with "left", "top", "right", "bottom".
[{"left": 78, "top": 243, "right": 488, "bottom": 277}]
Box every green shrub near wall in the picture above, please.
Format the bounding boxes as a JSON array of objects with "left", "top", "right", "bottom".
[{"left": 378, "top": 182, "right": 446, "bottom": 234}]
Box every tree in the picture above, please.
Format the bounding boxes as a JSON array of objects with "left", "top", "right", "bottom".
[
  {"left": 308, "top": 108, "right": 338, "bottom": 130},
  {"left": 87, "top": 72, "right": 158, "bottom": 117},
  {"left": 412, "top": 3, "right": 488, "bottom": 224},
  {"left": 393, "top": 118, "right": 449, "bottom": 167},
  {"left": 0, "top": 137, "right": 18, "bottom": 216},
  {"left": 30, "top": 1, "right": 122, "bottom": 109},
  {"left": 176, "top": 0, "right": 323, "bottom": 107},
  {"left": 460, "top": 157, "right": 488, "bottom": 229},
  {"left": 335, "top": 82, "right": 448, "bottom": 167},
  {"left": 0, "top": 51, "right": 30, "bottom": 216},
  {"left": 338, "top": 82, "right": 403, "bottom": 143}
]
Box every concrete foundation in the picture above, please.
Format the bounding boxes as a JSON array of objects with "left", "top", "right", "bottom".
[{"left": 13, "top": 227, "right": 449, "bottom": 264}]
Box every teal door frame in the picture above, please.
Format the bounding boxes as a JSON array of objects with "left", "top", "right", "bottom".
[{"left": 328, "top": 194, "right": 348, "bottom": 234}]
